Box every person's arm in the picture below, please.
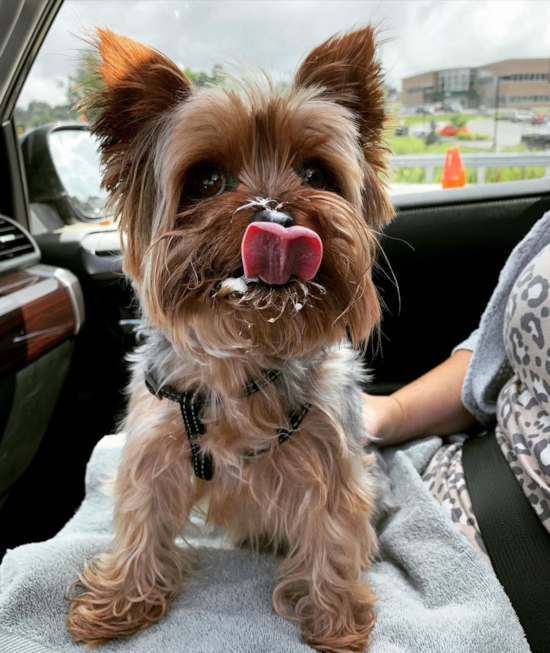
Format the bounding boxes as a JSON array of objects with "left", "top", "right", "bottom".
[{"left": 363, "top": 349, "right": 476, "bottom": 446}]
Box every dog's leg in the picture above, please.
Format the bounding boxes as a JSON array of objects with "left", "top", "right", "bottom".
[
  {"left": 272, "top": 452, "right": 378, "bottom": 653},
  {"left": 66, "top": 402, "right": 194, "bottom": 647}
]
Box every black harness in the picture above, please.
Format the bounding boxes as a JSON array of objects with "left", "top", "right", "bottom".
[{"left": 145, "top": 369, "right": 310, "bottom": 481}]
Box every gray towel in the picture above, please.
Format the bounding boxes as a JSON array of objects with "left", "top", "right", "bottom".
[{"left": 0, "top": 433, "right": 529, "bottom": 652}]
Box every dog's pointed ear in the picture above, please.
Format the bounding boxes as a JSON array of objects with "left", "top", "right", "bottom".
[
  {"left": 83, "top": 28, "right": 192, "bottom": 146},
  {"left": 80, "top": 29, "right": 192, "bottom": 279},
  {"left": 294, "top": 27, "right": 393, "bottom": 230},
  {"left": 294, "top": 27, "right": 385, "bottom": 150}
]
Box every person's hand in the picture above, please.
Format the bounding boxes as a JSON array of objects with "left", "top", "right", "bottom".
[{"left": 361, "top": 394, "right": 404, "bottom": 446}]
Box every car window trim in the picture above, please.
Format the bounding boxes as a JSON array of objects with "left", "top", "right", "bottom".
[
  {"left": 392, "top": 177, "right": 550, "bottom": 210},
  {"left": 0, "top": 0, "right": 64, "bottom": 230}
]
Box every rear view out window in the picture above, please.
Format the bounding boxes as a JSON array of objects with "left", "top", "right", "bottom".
[{"left": 16, "top": 0, "right": 550, "bottom": 223}]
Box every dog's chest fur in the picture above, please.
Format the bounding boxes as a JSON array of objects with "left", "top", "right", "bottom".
[{"left": 125, "top": 330, "right": 375, "bottom": 534}]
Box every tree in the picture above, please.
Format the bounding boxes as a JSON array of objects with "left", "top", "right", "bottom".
[
  {"left": 68, "top": 51, "right": 106, "bottom": 108},
  {"left": 71, "top": 50, "right": 226, "bottom": 100},
  {"left": 71, "top": 51, "right": 225, "bottom": 119},
  {"left": 450, "top": 113, "right": 468, "bottom": 129},
  {"left": 15, "top": 52, "right": 226, "bottom": 131},
  {"left": 182, "top": 63, "right": 225, "bottom": 87}
]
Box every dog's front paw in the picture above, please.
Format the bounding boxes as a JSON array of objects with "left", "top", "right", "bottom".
[
  {"left": 66, "top": 558, "right": 175, "bottom": 647},
  {"left": 67, "top": 595, "right": 166, "bottom": 648},
  {"left": 296, "top": 586, "right": 377, "bottom": 653},
  {"left": 302, "top": 609, "right": 376, "bottom": 653}
]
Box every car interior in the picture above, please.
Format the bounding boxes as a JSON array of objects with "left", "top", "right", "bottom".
[
  {"left": 2, "top": 0, "right": 550, "bottom": 560},
  {"left": 1, "top": 5, "right": 550, "bottom": 648}
]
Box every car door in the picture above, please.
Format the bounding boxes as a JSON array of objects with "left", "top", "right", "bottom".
[
  {"left": 0, "top": 0, "right": 87, "bottom": 555},
  {"left": 369, "top": 181, "right": 550, "bottom": 394},
  {"left": 0, "top": 0, "right": 139, "bottom": 558}
]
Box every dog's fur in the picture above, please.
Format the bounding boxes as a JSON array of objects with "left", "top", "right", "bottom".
[{"left": 66, "top": 26, "right": 393, "bottom": 652}]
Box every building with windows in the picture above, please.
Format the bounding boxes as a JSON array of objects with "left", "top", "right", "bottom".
[
  {"left": 477, "top": 60, "right": 550, "bottom": 108},
  {"left": 402, "top": 67, "right": 479, "bottom": 109},
  {"left": 402, "top": 59, "right": 550, "bottom": 109}
]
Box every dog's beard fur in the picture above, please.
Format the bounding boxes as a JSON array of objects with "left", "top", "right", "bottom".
[
  {"left": 67, "top": 25, "right": 394, "bottom": 652},
  {"left": 147, "top": 183, "right": 381, "bottom": 359}
]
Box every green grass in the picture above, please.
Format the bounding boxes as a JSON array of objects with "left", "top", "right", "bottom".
[
  {"left": 387, "top": 109, "right": 547, "bottom": 185},
  {"left": 389, "top": 165, "right": 546, "bottom": 185},
  {"left": 483, "top": 166, "right": 546, "bottom": 183},
  {"left": 388, "top": 135, "right": 480, "bottom": 156},
  {"left": 457, "top": 132, "right": 491, "bottom": 141},
  {"left": 392, "top": 114, "right": 458, "bottom": 127},
  {"left": 386, "top": 135, "right": 545, "bottom": 184}
]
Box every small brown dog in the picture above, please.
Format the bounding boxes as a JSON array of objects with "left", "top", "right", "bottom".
[{"left": 67, "top": 26, "right": 393, "bottom": 652}]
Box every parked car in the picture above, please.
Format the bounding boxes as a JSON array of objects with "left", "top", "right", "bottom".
[
  {"left": 522, "top": 128, "right": 550, "bottom": 149},
  {"left": 437, "top": 123, "right": 468, "bottom": 137},
  {"left": 531, "top": 113, "right": 549, "bottom": 125},
  {"left": 442, "top": 102, "right": 463, "bottom": 113},
  {"left": 511, "top": 109, "right": 535, "bottom": 123},
  {"left": 409, "top": 123, "right": 433, "bottom": 138}
]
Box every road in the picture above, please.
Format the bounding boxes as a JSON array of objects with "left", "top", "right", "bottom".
[
  {"left": 410, "top": 118, "right": 547, "bottom": 149},
  {"left": 466, "top": 119, "right": 548, "bottom": 149}
]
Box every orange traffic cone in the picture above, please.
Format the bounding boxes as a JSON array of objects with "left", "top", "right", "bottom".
[{"left": 441, "top": 147, "right": 466, "bottom": 189}]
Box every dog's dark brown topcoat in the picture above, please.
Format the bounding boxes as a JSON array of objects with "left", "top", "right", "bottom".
[{"left": 67, "top": 26, "right": 393, "bottom": 652}]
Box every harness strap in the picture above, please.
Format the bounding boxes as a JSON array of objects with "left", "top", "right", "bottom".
[
  {"left": 145, "top": 368, "right": 282, "bottom": 404},
  {"left": 244, "top": 403, "right": 311, "bottom": 458},
  {"left": 179, "top": 390, "right": 213, "bottom": 480},
  {"left": 144, "top": 369, "right": 309, "bottom": 481},
  {"left": 242, "top": 369, "right": 282, "bottom": 396}
]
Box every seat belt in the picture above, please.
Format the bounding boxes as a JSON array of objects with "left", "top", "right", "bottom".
[{"left": 462, "top": 429, "right": 550, "bottom": 653}]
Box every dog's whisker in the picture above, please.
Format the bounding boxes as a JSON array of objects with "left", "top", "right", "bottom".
[{"left": 233, "top": 197, "right": 280, "bottom": 215}]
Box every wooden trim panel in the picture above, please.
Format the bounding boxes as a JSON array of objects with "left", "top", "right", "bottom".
[{"left": 0, "top": 268, "right": 77, "bottom": 377}]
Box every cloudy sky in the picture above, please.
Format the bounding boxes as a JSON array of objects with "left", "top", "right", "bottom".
[{"left": 18, "top": 0, "right": 550, "bottom": 109}]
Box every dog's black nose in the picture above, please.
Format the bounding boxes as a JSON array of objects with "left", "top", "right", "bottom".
[{"left": 251, "top": 209, "right": 295, "bottom": 228}]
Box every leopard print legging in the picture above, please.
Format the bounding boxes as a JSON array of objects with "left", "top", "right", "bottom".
[{"left": 423, "top": 243, "right": 550, "bottom": 566}]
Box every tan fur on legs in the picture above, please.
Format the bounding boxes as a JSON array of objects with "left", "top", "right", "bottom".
[
  {"left": 67, "top": 391, "right": 195, "bottom": 647},
  {"left": 203, "top": 399, "right": 379, "bottom": 651},
  {"left": 273, "top": 455, "right": 377, "bottom": 652}
]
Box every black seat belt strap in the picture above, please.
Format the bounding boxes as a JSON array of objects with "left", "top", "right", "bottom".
[{"left": 463, "top": 429, "right": 550, "bottom": 653}]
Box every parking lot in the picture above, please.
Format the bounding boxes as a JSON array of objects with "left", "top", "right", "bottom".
[
  {"left": 408, "top": 117, "right": 548, "bottom": 149},
  {"left": 468, "top": 118, "right": 546, "bottom": 148}
]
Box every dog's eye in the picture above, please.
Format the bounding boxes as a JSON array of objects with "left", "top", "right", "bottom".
[
  {"left": 300, "top": 164, "right": 326, "bottom": 190},
  {"left": 194, "top": 165, "right": 227, "bottom": 198}
]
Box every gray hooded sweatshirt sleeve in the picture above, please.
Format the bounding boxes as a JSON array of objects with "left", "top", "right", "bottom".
[{"left": 452, "top": 210, "right": 550, "bottom": 425}]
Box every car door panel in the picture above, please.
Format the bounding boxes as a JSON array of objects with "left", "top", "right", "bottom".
[
  {"left": 370, "top": 194, "right": 550, "bottom": 392},
  {"left": 0, "top": 0, "right": 84, "bottom": 553},
  {"left": 0, "top": 259, "right": 83, "bottom": 504},
  {"left": 0, "top": 265, "right": 82, "bottom": 376}
]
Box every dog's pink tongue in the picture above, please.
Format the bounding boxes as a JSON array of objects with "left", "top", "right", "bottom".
[{"left": 241, "top": 222, "right": 323, "bottom": 286}]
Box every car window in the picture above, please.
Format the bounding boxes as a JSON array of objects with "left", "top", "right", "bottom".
[{"left": 15, "top": 0, "right": 550, "bottom": 233}]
